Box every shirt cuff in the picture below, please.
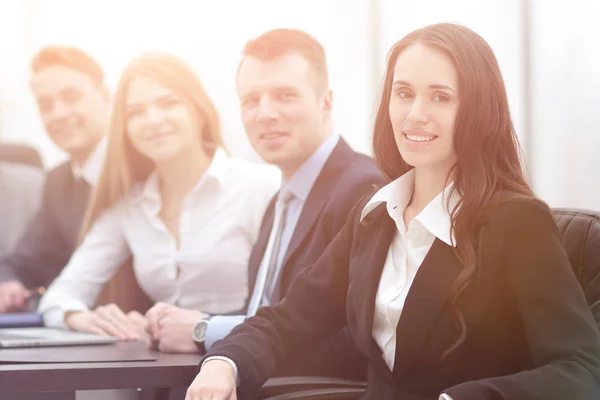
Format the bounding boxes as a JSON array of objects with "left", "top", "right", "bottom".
[
  {"left": 42, "top": 308, "right": 68, "bottom": 329},
  {"left": 440, "top": 394, "right": 455, "bottom": 400},
  {"left": 204, "top": 315, "right": 246, "bottom": 351},
  {"left": 41, "top": 304, "right": 89, "bottom": 330},
  {"left": 202, "top": 356, "right": 240, "bottom": 386}
]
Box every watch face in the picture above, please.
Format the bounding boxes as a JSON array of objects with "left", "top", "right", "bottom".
[{"left": 192, "top": 320, "right": 208, "bottom": 342}]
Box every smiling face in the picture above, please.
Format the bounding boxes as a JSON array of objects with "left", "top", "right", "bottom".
[
  {"left": 389, "top": 44, "right": 460, "bottom": 176},
  {"left": 30, "top": 65, "right": 108, "bottom": 158},
  {"left": 236, "top": 52, "right": 332, "bottom": 179},
  {"left": 124, "top": 76, "right": 206, "bottom": 164}
]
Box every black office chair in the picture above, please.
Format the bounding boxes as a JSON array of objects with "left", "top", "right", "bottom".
[
  {"left": 553, "top": 208, "right": 600, "bottom": 324},
  {"left": 260, "top": 207, "right": 600, "bottom": 400},
  {"left": 0, "top": 142, "right": 44, "bottom": 169}
]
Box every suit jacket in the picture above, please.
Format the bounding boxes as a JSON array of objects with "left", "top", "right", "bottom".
[
  {"left": 0, "top": 162, "right": 44, "bottom": 261},
  {"left": 0, "top": 161, "right": 90, "bottom": 288},
  {"left": 207, "top": 196, "right": 600, "bottom": 400},
  {"left": 245, "top": 138, "right": 386, "bottom": 378}
]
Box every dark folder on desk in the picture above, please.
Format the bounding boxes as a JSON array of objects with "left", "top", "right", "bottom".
[
  {"left": 0, "top": 340, "right": 158, "bottom": 363},
  {"left": 0, "top": 312, "right": 44, "bottom": 328}
]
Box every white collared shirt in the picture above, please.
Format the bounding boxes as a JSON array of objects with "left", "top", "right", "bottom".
[
  {"left": 70, "top": 138, "right": 107, "bottom": 186},
  {"left": 39, "top": 149, "right": 280, "bottom": 328},
  {"left": 361, "top": 169, "right": 459, "bottom": 371}
]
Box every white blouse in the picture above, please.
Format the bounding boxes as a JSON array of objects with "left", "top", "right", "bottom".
[
  {"left": 39, "top": 149, "right": 280, "bottom": 329},
  {"left": 360, "top": 169, "right": 459, "bottom": 371}
]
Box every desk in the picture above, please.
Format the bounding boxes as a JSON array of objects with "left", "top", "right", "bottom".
[{"left": 0, "top": 341, "right": 200, "bottom": 397}]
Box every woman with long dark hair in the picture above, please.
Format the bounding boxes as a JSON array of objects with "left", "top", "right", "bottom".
[{"left": 186, "top": 23, "right": 600, "bottom": 400}]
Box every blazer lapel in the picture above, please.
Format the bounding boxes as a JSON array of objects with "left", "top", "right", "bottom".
[
  {"left": 276, "top": 140, "right": 354, "bottom": 294},
  {"left": 347, "top": 205, "right": 396, "bottom": 377},
  {"left": 392, "top": 239, "right": 463, "bottom": 379},
  {"left": 65, "top": 171, "right": 91, "bottom": 245},
  {"left": 247, "top": 196, "right": 277, "bottom": 297},
  {"left": 278, "top": 179, "right": 328, "bottom": 269}
]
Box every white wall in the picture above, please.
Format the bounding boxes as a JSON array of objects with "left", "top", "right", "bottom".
[
  {"left": 1, "top": 0, "right": 598, "bottom": 209},
  {"left": 1, "top": 0, "right": 376, "bottom": 166},
  {"left": 0, "top": 1, "right": 48, "bottom": 161},
  {"left": 529, "top": 0, "right": 600, "bottom": 209}
]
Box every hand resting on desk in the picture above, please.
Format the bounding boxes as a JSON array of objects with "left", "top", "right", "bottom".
[
  {"left": 145, "top": 302, "right": 207, "bottom": 353},
  {"left": 0, "top": 280, "right": 30, "bottom": 313},
  {"left": 65, "top": 303, "right": 148, "bottom": 341}
]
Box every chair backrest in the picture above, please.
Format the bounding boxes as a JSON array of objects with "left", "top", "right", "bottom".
[
  {"left": 0, "top": 143, "right": 43, "bottom": 169},
  {"left": 552, "top": 208, "right": 600, "bottom": 323}
]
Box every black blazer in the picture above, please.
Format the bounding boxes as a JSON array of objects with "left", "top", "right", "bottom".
[
  {"left": 247, "top": 138, "right": 385, "bottom": 303},
  {"left": 0, "top": 161, "right": 90, "bottom": 288},
  {"left": 246, "top": 138, "right": 386, "bottom": 378},
  {"left": 207, "top": 197, "right": 600, "bottom": 399}
]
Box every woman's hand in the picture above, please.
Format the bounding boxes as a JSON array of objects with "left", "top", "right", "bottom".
[{"left": 65, "top": 303, "right": 145, "bottom": 340}]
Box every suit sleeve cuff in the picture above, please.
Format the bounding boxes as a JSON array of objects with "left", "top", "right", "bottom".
[{"left": 202, "top": 356, "right": 240, "bottom": 386}]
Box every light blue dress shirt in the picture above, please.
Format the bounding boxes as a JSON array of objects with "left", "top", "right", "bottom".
[
  {"left": 204, "top": 133, "right": 340, "bottom": 351},
  {"left": 261, "top": 133, "right": 340, "bottom": 306}
]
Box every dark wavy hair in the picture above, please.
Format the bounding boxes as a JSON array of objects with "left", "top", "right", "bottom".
[{"left": 372, "top": 23, "right": 535, "bottom": 355}]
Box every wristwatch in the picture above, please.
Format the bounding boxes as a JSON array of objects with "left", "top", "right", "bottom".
[{"left": 192, "top": 316, "right": 212, "bottom": 353}]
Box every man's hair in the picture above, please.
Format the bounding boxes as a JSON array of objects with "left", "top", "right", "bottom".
[
  {"left": 31, "top": 46, "right": 104, "bottom": 85},
  {"left": 240, "top": 28, "right": 329, "bottom": 92}
]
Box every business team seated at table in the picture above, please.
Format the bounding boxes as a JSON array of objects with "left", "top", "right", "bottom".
[{"left": 0, "top": 24, "right": 599, "bottom": 400}]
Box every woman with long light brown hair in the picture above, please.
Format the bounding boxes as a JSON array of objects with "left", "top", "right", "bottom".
[
  {"left": 186, "top": 23, "right": 600, "bottom": 400},
  {"left": 38, "top": 52, "right": 279, "bottom": 339}
]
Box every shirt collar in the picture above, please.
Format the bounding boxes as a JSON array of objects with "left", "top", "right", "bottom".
[
  {"left": 283, "top": 133, "right": 340, "bottom": 202},
  {"left": 71, "top": 138, "right": 107, "bottom": 187},
  {"left": 133, "top": 147, "right": 229, "bottom": 204},
  {"left": 416, "top": 182, "right": 459, "bottom": 247},
  {"left": 360, "top": 169, "right": 459, "bottom": 247}
]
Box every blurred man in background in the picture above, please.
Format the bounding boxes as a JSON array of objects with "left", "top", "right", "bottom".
[{"left": 0, "top": 46, "right": 109, "bottom": 313}]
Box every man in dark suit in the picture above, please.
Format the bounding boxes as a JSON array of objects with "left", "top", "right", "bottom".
[
  {"left": 145, "top": 29, "right": 386, "bottom": 378},
  {"left": 0, "top": 46, "right": 109, "bottom": 312}
]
